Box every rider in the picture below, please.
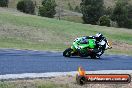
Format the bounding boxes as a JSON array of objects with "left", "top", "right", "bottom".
[
  {"left": 94, "top": 33, "right": 107, "bottom": 58},
  {"left": 76, "top": 33, "right": 107, "bottom": 58}
]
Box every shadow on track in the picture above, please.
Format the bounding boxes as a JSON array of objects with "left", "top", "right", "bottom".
[{"left": 64, "top": 56, "right": 110, "bottom": 61}]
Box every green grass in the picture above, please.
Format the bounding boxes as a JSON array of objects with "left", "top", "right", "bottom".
[
  {"left": 37, "top": 83, "right": 69, "bottom": 88},
  {"left": 61, "top": 16, "right": 83, "bottom": 23},
  {"left": 0, "top": 12, "right": 131, "bottom": 43},
  {"left": 0, "top": 81, "right": 15, "bottom": 88},
  {"left": 0, "top": 81, "right": 69, "bottom": 88},
  {"left": 0, "top": 8, "right": 132, "bottom": 55}
]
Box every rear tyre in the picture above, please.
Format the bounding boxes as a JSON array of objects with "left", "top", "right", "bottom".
[
  {"left": 79, "top": 49, "right": 88, "bottom": 57},
  {"left": 63, "top": 48, "right": 73, "bottom": 57}
]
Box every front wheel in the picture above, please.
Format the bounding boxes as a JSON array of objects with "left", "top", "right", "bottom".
[
  {"left": 90, "top": 55, "right": 96, "bottom": 59},
  {"left": 90, "top": 54, "right": 100, "bottom": 59},
  {"left": 63, "top": 48, "right": 73, "bottom": 57}
]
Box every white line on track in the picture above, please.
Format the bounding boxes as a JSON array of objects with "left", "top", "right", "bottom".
[{"left": 0, "top": 70, "right": 132, "bottom": 80}]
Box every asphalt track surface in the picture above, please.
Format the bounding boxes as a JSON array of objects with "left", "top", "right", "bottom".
[{"left": 0, "top": 49, "right": 132, "bottom": 75}]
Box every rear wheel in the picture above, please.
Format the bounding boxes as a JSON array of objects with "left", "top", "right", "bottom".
[
  {"left": 63, "top": 48, "right": 73, "bottom": 57},
  {"left": 79, "top": 48, "right": 88, "bottom": 57}
]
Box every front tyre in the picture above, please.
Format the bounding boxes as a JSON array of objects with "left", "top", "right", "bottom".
[
  {"left": 63, "top": 48, "right": 73, "bottom": 57},
  {"left": 90, "top": 54, "right": 100, "bottom": 59},
  {"left": 90, "top": 55, "right": 96, "bottom": 59}
]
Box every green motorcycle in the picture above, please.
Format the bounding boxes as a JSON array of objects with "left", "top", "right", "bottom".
[
  {"left": 63, "top": 37, "right": 112, "bottom": 59},
  {"left": 63, "top": 37, "right": 98, "bottom": 58}
]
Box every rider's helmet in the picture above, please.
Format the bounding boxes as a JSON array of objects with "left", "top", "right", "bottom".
[{"left": 95, "top": 33, "right": 103, "bottom": 41}]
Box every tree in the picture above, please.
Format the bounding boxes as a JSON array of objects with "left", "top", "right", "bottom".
[
  {"left": 0, "top": 0, "right": 8, "bottom": 7},
  {"left": 80, "top": 0, "right": 104, "bottom": 25},
  {"left": 127, "top": 5, "right": 132, "bottom": 20},
  {"left": 17, "top": 0, "right": 35, "bottom": 14},
  {"left": 111, "top": 0, "right": 132, "bottom": 28},
  {"left": 68, "top": 3, "right": 73, "bottom": 11},
  {"left": 99, "top": 15, "right": 110, "bottom": 27},
  {"left": 74, "top": 6, "right": 81, "bottom": 13},
  {"left": 105, "top": 7, "right": 113, "bottom": 16},
  {"left": 39, "top": 0, "right": 56, "bottom": 18}
]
